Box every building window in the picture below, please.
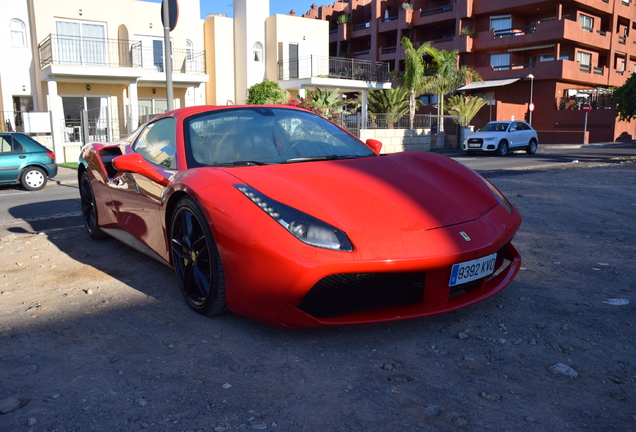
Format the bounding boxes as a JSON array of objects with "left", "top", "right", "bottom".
[
  {"left": 560, "top": 51, "right": 571, "bottom": 61},
  {"left": 491, "top": 15, "right": 512, "bottom": 36},
  {"left": 186, "top": 40, "right": 193, "bottom": 60},
  {"left": 419, "top": 95, "right": 439, "bottom": 105},
  {"left": 577, "top": 51, "right": 592, "bottom": 67},
  {"left": 491, "top": 53, "right": 510, "bottom": 71},
  {"left": 253, "top": 42, "right": 263, "bottom": 62},
  {"left": 539, "top": 54, "right": 555, "bottom": 62},
  {"left": 10, "top": 19, "right": 26, "bottom": 47},
  {"left": 579, "top": 14, "right": 594, "bottom": 32},
  {"left": 56, "top": 20, "right": 106, "bottom": 66}
]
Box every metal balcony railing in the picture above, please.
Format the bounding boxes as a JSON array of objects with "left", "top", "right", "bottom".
[
  {"left": 38, "top": 34, "right": 205, "bottom": 74},
  {"left": 420, "top": 3, "right": 453, "bottom": 17},
  {"left": 278, "top": 55, "right": 391, "bottom": 82}
]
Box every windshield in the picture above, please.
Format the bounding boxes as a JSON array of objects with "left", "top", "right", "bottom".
[
  {"left": 479, "top": 123, "right": 509, "bottom": 132},
  {"left": 184, "top": 107, "right": 375, "bottom": 167}
]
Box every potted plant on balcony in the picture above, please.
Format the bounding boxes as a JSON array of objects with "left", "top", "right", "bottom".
[{"left": 460, "top": 27, "right": 475, "bottom": 38}]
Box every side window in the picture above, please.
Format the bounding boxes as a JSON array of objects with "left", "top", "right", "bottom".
[
  {"left": 509, "top": 123, "right": 518, "bottom": 132},
  {"left": 517, "top": 123, "right": 530, "bottom": 131},
  {"left": 133, "top": 117, "right": 177, "bottom": 169},
  {"left": 0, "top": 136, "right": 24, "bottom": 153},
  {"left": 0, "top": 136, "right": 11, "bottom": 153}
]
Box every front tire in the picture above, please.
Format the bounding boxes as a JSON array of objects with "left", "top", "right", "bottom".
[
  {"left": 79, "top": 171, "right": 106, "bottom": 240},
  {"left": 170, "top": 197, "right": 227, "bottom": 316},
  {"left": 20, "top": 167, "right": 47, "bottom": 191},
  {"left": 526, "top": 139, "right": 538, "bottom": 155},
  {"left": 496, "top": 141, "right": 509, "bottom": 156}
]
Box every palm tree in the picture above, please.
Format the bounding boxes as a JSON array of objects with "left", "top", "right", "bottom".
[
  {"left": 367, "top": 87, "right": 411, "bottom": 127},
  {"left": 446, "top": 95, "right": 487, "bottom": 127},
  {"left": 400, "top": 37, "right": 431, "bottom": 129},
  {"left": 422, "top": 47, "right": 481, "bottom": 144}
]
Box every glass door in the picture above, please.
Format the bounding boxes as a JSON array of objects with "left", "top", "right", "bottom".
[{"left": 62, "top": 96, "right": 110, "bottom": 143}]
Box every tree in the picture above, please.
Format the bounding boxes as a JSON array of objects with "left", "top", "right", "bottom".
[
  {"left": 367, "top": 87, "right": 411, "bottom": 127},
  {"left": 400, "top": 37, "right": 431, "bottom": 129},
  {"left": 421, "top": 46, "right": 481, "bottom": 143},
  {"left": 245, "top": 79, "right": 289, "bottom": 105},
  {"left": 446, "top": 95, "right": 487, "bottom": 127},
  {"left": 287, "top": 88, "right": 351, "bottom": 121},
  {"left": 612, "top": 73, "right": 636, "bottom": 122}
]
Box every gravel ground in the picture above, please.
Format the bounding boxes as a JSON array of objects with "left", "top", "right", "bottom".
[{"left": 1, "top": 161, "right": 635, "bottom": 432}]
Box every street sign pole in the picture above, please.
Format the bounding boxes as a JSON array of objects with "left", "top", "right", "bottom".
[
  {"left": 582, "top": 103, "right": 592, "bottom": 145},
  {"left": 162, "top": 0, "right": 175, "bottom": 111}
]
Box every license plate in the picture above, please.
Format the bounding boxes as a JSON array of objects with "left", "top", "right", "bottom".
[
  {"left": 468, "top": 143, "right": 481, "bottom": 148},
  {"left": 449, "top": 253, "right": 497, "bottom": 286}
]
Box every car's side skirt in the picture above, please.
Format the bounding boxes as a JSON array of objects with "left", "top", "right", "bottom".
[{"left": 101, "top": 227, "right": 172, "bottom": 268}]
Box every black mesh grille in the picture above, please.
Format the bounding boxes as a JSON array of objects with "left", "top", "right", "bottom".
[
  {"left": 297, "top": 272, "right": 425, "bottom": 318},
  {"left": 449, "top": 279, "right": 482, "bottom": 298}
]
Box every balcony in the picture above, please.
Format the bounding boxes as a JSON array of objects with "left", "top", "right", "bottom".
[
  {"left": 473, "top": 0, "right": 612, "bottom": 16},
  {"left": 38, "top": 35, "right": 206, "bottom": 74},
  {"left": 420, "top": 3, "right": 453, "bottom": 17},
  {"left": 475, "top": 59, "right": 610, "bottom": 86},
  {"left": 474, "top": 19, "right": 611, "bottom": 52},
  {"left": 277, "top": 55, "right": 390, "bottom": 82}
]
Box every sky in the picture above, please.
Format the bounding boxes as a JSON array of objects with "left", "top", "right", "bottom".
[{"left": 140, "top": 0, "right": 322, "bottom": 19}]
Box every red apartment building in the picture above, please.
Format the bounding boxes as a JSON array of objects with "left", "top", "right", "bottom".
[{"left": 298, "top": 0, "right": 636, "bottom": 144}]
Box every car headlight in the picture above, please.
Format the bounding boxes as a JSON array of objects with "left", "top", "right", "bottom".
[{"left": 234, "top": 184, "right": 354, "bottom": 251}]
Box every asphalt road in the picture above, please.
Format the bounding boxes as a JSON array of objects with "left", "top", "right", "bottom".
[{"left": 1, "top": 143, "right": 635, "bottom": 237}]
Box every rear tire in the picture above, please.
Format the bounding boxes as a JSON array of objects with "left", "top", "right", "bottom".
[
  {"left": 170, "top": 197, "right": 227, "bottom": 316},
  {"left": 79, "top": 171, "right": 106, "bottom": 240},
  {"left": 526, "top": 139, "right": 538, "bottom": 155},
  {"left": 20, "top": 167, "right": 47, "bottom": 191},
  {"left": 496, "top": 141, "right": 508, "bottom": 156}
]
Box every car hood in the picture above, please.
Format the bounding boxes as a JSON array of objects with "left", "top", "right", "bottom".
[{"left": 220, "top": 152, "right": 497, "bottom": 233}]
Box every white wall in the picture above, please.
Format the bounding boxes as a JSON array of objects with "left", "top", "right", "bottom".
[
  {"left": 233, "top": 0, "right": 268, "bottom": 104},
  {"left": 0, "top": 0, "right": 38, "bottom": 128}
]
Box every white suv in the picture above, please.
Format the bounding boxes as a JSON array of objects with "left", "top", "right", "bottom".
[{"left": 463, "top": 121, "right": 538, "bottom": 156}]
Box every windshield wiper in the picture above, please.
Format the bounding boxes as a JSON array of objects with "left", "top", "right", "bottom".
[
  {"left": 285, "top": 154, "right": 375, "bottom": 163},
  {"left": 212, "top": 161, "right": 269, "bottom": 167}
]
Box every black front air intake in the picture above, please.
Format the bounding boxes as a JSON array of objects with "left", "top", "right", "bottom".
[{"left": 297, "top": 272, "right": 425, "bottom": 318}]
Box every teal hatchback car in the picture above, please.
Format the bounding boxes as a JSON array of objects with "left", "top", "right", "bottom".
[{"left": 0, "top": 133, "right": 57, "bottom": 190}]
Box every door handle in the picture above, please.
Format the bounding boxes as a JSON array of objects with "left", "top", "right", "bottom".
[{"left": 19, "top": 155, "right": 26, "bottom": 158}]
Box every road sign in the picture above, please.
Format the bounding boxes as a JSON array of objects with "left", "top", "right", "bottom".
[
  {"left": 582, "top": 103, "right": 592, "bottom": 112},
  {"left": 529, "top": 103, "right": 535, "bottom": 112},
  {"left": 161, "top": 0, "right": 179, "bottom": 32}
]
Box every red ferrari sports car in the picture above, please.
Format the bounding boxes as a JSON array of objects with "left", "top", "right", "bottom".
[{"left": 78, "top": 105, "right": 522, "bottom": 328}]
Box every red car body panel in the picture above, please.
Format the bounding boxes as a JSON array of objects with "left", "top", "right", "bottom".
[{"left": 79, "top": 105, "right": 522, "bottom": 328}]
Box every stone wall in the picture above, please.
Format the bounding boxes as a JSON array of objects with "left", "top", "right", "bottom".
[{"left": 359, "top": 128, "right": 432, "bottom": 153}]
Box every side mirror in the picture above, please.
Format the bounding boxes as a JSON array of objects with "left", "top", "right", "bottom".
[
  {"left": 365, "top": 139, "right": 383, "bottom": 155},
  {"left": 112, "top": 153, "right": 170, "bottom": 186}
]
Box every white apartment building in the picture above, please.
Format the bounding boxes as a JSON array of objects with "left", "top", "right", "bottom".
[{"left": 1, "top": 0, "right": 391, "bottom": 162}]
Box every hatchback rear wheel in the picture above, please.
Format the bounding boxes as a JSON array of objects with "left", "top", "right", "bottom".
[{"left": 20, "top": 167, "right": 47, "bottom": 191}]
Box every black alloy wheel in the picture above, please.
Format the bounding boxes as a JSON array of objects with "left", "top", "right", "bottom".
[
  {"left": 79, "top": 172, "right": 106, "bottom": 239},
  {"left": 170, "top": 197, "right": 227, "bottom": 316}
]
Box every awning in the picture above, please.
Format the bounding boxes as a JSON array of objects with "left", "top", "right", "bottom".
[{"left": 457, "top": 78, "right": 521, "bottom": 91}]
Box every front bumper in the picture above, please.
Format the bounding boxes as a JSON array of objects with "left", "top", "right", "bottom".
[{"left": 221, "top": 201, "right": 522, "bottom": 328}]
